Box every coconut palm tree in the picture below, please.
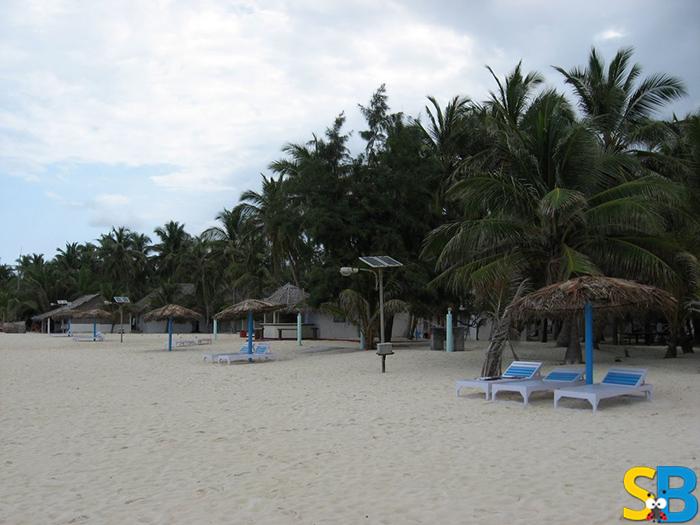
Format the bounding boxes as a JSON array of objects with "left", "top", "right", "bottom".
[
  {"left": 153, "top": 221, "right": 191, "bottom": 282},
  {"left": 236, "top": 175, "right": 304, "bottom": 285},
  {"left": 424, "top": 62, "right": 686, "bottom": 363},
  {"left": 321, "top": 289, "right": 407, "bottom": 350},
  {"left": 553, "top": 47, "right": 686, "bottom": 152}
]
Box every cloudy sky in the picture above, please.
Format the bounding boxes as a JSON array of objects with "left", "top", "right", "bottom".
[{"left": 1, "top": 0, "right": 698, "bottom": 264}]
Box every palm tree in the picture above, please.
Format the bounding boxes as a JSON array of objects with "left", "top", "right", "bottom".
[
  {"left": 424, "top": 62, "right": 686, "bottom": 363},
  {"left": 236, "top": 175, "right": 303, "bottom": 285},
  {"left": 553, "top": 47, "right": 686, "bottom": 152},
  {"left": 97, "top": 227, "right": 151, "bottom": 296},
  {"left": 153, "top": 221, "right": 191, "bottom": 282},
  {"left": 321, "top": 289, "right": 407, "bottom": 349}
]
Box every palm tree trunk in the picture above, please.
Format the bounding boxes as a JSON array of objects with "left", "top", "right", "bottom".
[
  {"left": 564, "top": 317, "right": 582, "bottom": 364},
  {"left": 681, "top": 320, "right": 694, "bottom": 354},
  {"left": 556, "top": 318, "right": 571, "bottom": 347},
  {"left": 480, "top": 311, "right": 510, "bottom": 377},
  {"left": 540, "top": 318, "right": 548, "bottom": 343}
]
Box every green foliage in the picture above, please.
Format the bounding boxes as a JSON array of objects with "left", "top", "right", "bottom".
[{"left": 2, "top": 46, "right": 697, "bottom": 348}]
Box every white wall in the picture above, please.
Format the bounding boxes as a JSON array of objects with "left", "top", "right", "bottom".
[
  {"left": 303, "top": 311, "right": 411, "bottom": 340},
  {"left": 141, "top": 320, "right": 197, "bottom": 334},
  {"left": 69, "top": 321, "right": 131, "bottom": 334}
]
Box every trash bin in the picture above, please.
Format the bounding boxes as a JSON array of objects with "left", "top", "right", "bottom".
[
  {"left": 453, "top": 326, "right": 466, "bottom": 351},
  {"left": 431, "top": 327, "right": 445, "bottom": 350}
]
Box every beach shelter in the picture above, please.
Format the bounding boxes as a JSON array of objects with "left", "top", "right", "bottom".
[
  {"left": 71, "top": 308, "right": 113, "bottom": 341},
  {"left": 144, "top": 304, "right": 203, "bottom": 351},
  {"left": 265, "top": 283, "right": 309, "bottom": 345},
  {"left": 507, "top": 276, "right": 676, "bottom": 384},
  {"left": 214, "top": 299, "right": 283, "bottom": 356}
]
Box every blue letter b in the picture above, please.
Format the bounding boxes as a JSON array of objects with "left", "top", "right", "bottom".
[{"left": 657, "top": 466, "right": 698, "bottom": 523}]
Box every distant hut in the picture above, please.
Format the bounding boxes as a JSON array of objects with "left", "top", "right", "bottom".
[
  {"left": 261, "top": 282, "right": 411, "bottom": 341},
  {"left": 144, "top": 304, "right": 203, "bottom": 351},
  {"left": 132, "top": 284, "right": 197, "bottom": 333},
  {"left": 31, "top": 294, "right": 110, "bottom": 334}
]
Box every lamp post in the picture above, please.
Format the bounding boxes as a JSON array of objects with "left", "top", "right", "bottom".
[
  {"left": 112, "top": 296, "right": 130, "bottom": 343},
  {"left": 340, "top": 256, "right": 402, "bottom": 372}
]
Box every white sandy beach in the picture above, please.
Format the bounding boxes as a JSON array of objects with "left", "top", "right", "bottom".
[{"left": 1, "top": 333, "right": 699, "bottom": 525}]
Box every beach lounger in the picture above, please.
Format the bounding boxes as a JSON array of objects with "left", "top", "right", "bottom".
[
  {"left": 491, "top": 367, "right": 585, "bottom": 406},
  {"left": 203, "top": 346, "right": 248, "bottom": 363},
  {"left": 73, "top": 331, "right": 104, "bottom": 342},
  {"left": 553, "top": 367, "right": 653, "bottom": 412},
  {"left": 220, "top": 344, "right": 274, "bottom": 363},
  {"left": 455, "top": 361, "right": 543, "bottom": 400},
  {"left": 175, "top": 338, "right": 197, "bottom": 348},
  {"left": 251, "top": 343, "right": 273, "bottom": 361}
]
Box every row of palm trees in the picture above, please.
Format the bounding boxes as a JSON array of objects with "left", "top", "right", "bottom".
[{"left": 1, "top": 46, "right": 698, "bottom": 359}]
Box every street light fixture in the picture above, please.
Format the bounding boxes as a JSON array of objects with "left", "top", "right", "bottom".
[
  {"left": 340, "top": 256, "right": 403, "bottom": 372},
  {"left": 113, "top": 296, "right": 130, "bottom": 343}
]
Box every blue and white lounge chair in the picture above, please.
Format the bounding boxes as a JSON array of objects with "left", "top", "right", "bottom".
[
  {"left": 206, "top": 344, "right": 274, "bottom": 364},
  {"left": 251, "top": 343, "right": 273, "bottom": 361},
  {"left": 553, "top": 367, "right": 653, "bottom": 412},
  {"left": 455, "top": 361, "right": 543, "bottom": 400},
  {"left": 203, "top": 345, "right": 248, "bottom": 363},
  {"left": 491, "top": 367, "right": 585, "bottom": 406},
  {"left": 73, "top": 331, "right": 104, "bottom": 342}
]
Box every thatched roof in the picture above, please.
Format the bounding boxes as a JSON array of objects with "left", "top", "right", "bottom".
[
  {"left": 507, "top": 276, "right": 677, "bottom": 321},
  {"left": 214, "top": 299, "right": 284, "bottom": 320},
  {"left": 32, "top": 294, "right": 104, "bottom": 321},
  {"left": 265, "top": 283, "right": 309, "bottom": 312},
  {"left": 144, "top": 304, "right": 203, "bottom": 322},
  {"left": 70, "top": 308, "right": 113, "bottom": 320}
]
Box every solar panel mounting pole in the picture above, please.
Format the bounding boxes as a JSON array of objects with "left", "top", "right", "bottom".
[{"left": 378, "top": 268, "right": 385, "bottom": 344}]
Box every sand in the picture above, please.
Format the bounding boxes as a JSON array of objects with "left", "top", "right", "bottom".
[{"left": 1, "top": 332, "right": 699, "bottom": 524}]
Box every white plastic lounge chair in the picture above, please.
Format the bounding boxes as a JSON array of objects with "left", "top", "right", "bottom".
[
  {"left": 175, "top": 338, "right": 197, "bottom": 348},
  {"left": 251, "top": 343, "right": 273, "bottom": 361},
  {"left": 455, "top": 361, "right": 543, "bottom": 400},
  {"left": 553, "top": 367, "right": 653, "bottom": 412},
  {"left": 203, "top": 346, "right": 248, "bottom": 363},
  {"left": 73, "top": 331, "right": 104, "bottom": 342},
  {"left": 491, "top": 367, "right": 585, "bottom": 406}
]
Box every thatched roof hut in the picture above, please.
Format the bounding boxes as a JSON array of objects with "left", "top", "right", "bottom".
[
  {"left": 70, "top": 308, "right": 113, "bottom": 321},
  {"left": 31, "top": 294, "right": 104, "bottom": 322},
  {"left": 214, "top": 299, "right": 283, "bottom": 321},
  {"left": 265, "top": 283, "right": 309, "bottom": 313},
  {"left": 144, "top": 304, "right": 203, "bottom": 322},
  {"left": 507, "top": 276, "right": 676, "bottom": 321}
]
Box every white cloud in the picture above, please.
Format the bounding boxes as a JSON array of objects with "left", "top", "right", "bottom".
[
  {"left": 0, "top": 0, "right": 483, "bottom": 196},
  {"left": 595, "top": 27, "right": 627, "bottom": 41}
]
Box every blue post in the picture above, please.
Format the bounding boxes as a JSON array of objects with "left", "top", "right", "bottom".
[
  {"left": 93, "top": 319, "right": 97, "bottom": 341},
  {"left": 446, "top": 308, "right": 454, "bottom": 352},
  {"left": 585, "top": 302, "right": 594, "bottom": 385},
  {"left": 168, "top": 318, "right": 173, "bottom": 351},
  {"left": 360, "top": 330, "right": 366, "bottom": 350},
  {"left": 297, "top": 312, "right": 302, "bottom": 346},
  {"left": 213, "top": 319, "right": 218, "bottom": 341},
  {"left": 247, "top": 310, "right": 254, "bottom": 355}
]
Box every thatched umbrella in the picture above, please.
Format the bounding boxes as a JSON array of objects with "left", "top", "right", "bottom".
[
  {"left": 507, "top": 276, "right": 676, "bottom": 384},
  {"left": 265, "top": 283, "right": 310, "bottom": 346},
  {"left": 144, "top": 304, "right": 203, "bottom": 351},
  {"left": 71, "top": 308, "right": 113, "bottom": 341},
  {"left": 215, "top": 299, "right": 283, "bottom": 355}
]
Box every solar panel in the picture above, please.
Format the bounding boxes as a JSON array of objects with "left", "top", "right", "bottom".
[
  {"left": 113, "top": 296, "right": 131, "bottom": 304},
  {"left": 358, "top": 256, "right": 403, "bottom": 268}
]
